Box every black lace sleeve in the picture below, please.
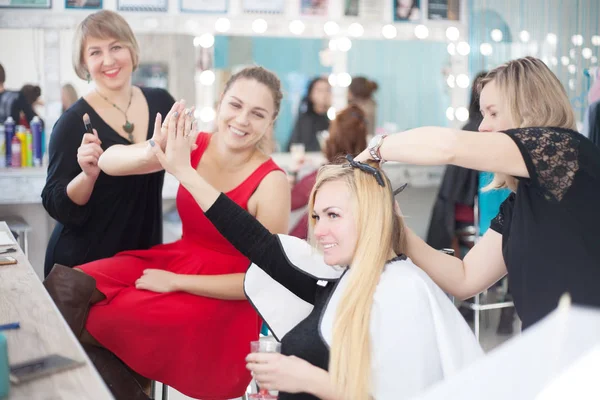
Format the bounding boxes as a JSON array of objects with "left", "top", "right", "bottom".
[
  {"left": 502, "top": 127, "right": 580, "bottom": 202},
  {"left": 489, "top": 193, "right": 515, "bottom": 234}
]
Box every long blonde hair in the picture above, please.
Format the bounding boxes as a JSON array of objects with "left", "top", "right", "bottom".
[
  {"left": 307, "top": 161, "right": 406, "bottom": 399},
  {"left": 478, "top": 56, "right": 577, "bottom": 190}
]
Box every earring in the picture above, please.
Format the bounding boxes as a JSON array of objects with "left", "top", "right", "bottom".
[{"left": 86, "top": 73, "right": 90, "bottom": 84}]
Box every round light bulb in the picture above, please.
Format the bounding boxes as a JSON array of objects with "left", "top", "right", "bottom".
[
  {"left": 348, "top": 23, "right": 364, "bottom": 37},
  {"left": 457, "top": 41, "right": 470, "bottom": 55},
  {"left": 327, "top": 107, "right": 336, "bottom": 120},
  {"left": 328, "top": 73, "right": 337, "bottom": 87},
  {"left": 571, "top": 34, "right": 583, "bottom": 46},
  {"left": 446, "top": 107, "right": 455, "bottom": 121},
  {"left": 446, "top": 27, "right": 460, "bottom": 41},
  {"left": 199, "top": 107, "right": 215, "bottom": 122},
  {"left": 414, "top": 25, "right": 429, "bottom": 40},
  {"left": 568, "top": 79, "right": 576, "bottom": 91},
  {"left": 592, "top": 56, "right": 598, "bottom": 64},
  {"left": 456, "top": 74, "right": 470, "bottom": 88},
  {"left": 582, "top": 47, "right": 593, "bottom": 59},
  {"left": 197, "top": 33, "right": 214, "bottom": 49},
  {"left": 337, "top": 72, "right": 352, "bottom": 87},
  {"left": 561, "top": 56, "right": 570, "bottom": 66},
  {"left": 491, "top": 29, "right": 503, "bottom": 42},
  {"left": 568, "top": 64, "right": 577, "bottom": 74},
  {"left": 569, "top": 48, "right": 576, "bottom": 59},
  {"left": 324, "top": 21, "right": 340, "bottom": 36},
  {"left": 480, "top": 43, "right": 493, "bottom": 56},
  {"left": 215, "top": 18, "right": 231, "bottom": 33},
  {"left": 592, "top": 35, "right": 600, "bottom": 46},
  {"left": 446, "top": 75, "right": 455, "bottom": 88},
  {"left": 519, "top": 30, "right": 530, "bottom": 43},
  {"left": 199, "top": 70, "right": 215, "bottom": 86},
  {"left": 551, "top": 57, "right": 558, "bottom": 66},
  {"left": 252, "top": 19, "right": 268, "bottom": 34},
  {"left": 337, "top": 37, "right": 352, "bottom": 52},
  {"left": 328, "top": 39, "right": 338, "bottom": 51},
  {"left": 546, "top": 33, "right": 558, "bottom": 45},
  {"left": 455, "top": 107, "right": 469, "bottom": 122},
  {"left": 289, "top": 20, "right": 305, "bottom": 35},
  {"left": 382, "top": 24, "right": 397, "bottom": 39},
  {"left": 447, "top": 43, "right": 456, "bottom": 55}
]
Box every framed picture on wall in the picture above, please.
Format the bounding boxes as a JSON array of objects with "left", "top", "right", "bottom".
[
  {"left": 65, "top": 0, "right": 102, "bottom": 9},
  {"left": 117, "top": 0, "right": 167, "bottom": 11},
  {"left": 428, "top": 0, "right": 460, "bottom": 21},
  {"left": 300, "top": 0, "right": 328, "bottom": 16},
  {"left": 0, "top": 0, "right": 51, "bottom": 8},
  {"left": 242, "top": 0, "right": 285, "bottom": 14},
  {"left": 392, "top": 0, "right": 421, "bottom": 22},
  {"left": 180, "top": 0, "right": 227, "bottom": 13},
  {"left": 344, "top": 0, "right": 358, "bottom": 16}
]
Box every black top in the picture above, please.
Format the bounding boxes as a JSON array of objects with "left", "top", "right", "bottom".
[
  {"left": 205, "top": 193, "right": 334, "bottom": 400},
  {"left": 41, "top": 87, "right": 175, "bottom": 277},
  {"left": 287, "top": 110, "right": 330, "bottom": 152},
  {"left": 489, "top": 127, "right": 600, "bottom": 329}
]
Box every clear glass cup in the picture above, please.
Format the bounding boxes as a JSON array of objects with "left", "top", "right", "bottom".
[{"left": 248, "top": 339, "right": 282, "bottom": 400}]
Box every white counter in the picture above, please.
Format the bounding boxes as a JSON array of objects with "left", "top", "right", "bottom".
[{"left": 0, "top": 153, "right": 444, "bottom": 205}]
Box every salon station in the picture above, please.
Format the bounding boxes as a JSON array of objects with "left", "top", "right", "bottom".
[{"left": 1, "top": 0, "right": 600, "bottom": 400}]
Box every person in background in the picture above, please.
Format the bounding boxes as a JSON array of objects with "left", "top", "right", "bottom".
[
  {"left": 19, "top": 84, "right": 44, "bottom": 128},
  {"left": 348, "top": 76, "right": 378, "bottom": 138},
  {"left": 356, "top": 56, "right": 600, "bottom": 333},
  {"left": 44, "top": 66, "right": 291, "bottom": 400},
  {"left": 288, "top": 104, "right": 368, "bottom": 239},
  {"left": 287, "top": 77, "right": 331, "bottom": 152},
  {"left": 0, "top": 63, "right": 39, "bottom": 125},
  {"left": 61, "top": 83, "right": 79, "bottom": 112},
  {"left": 41, "top": 11, "right": 175, "bottom": 398}
]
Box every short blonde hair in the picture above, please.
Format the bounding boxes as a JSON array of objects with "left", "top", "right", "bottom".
[
  {"left": 478, "top": 56, "right": 577, "bottom": 190},
  {"left": 72, "top": 10, "right": 140, "bottom": 80}
]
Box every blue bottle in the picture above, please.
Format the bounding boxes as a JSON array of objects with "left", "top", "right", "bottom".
[
  {"left": 3, "top": 117, "right": 14, "bottom": 168},
  {"left": 30, "top": 116, "right": 42, "bottom": 167},
  {"left": 0, "top": 333, "right": 8, "bottom": 398}
]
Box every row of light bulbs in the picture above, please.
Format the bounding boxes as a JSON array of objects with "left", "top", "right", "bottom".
[{"left": 188, "top": 16, "right": 458, "bottom": 41}]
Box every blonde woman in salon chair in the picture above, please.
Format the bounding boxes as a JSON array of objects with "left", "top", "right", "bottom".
[{"left": 150, "top": 109, "right": 483, "bottom": 400}]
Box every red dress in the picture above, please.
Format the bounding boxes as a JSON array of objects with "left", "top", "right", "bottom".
[{"left": 79, "top": 133, "right": 282, "bottom": 400}]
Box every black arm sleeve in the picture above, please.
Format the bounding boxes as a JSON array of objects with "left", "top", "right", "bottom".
[
  {"left": 41, "top": 109, "right": 93, "bottom": 227},
  {"left": 205, "top": 193, "right": 318, "bottom": 304}
]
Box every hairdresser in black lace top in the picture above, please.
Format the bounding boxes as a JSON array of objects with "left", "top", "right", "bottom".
[{"left": 357, "top": 56, "right": 600, "bottom": 329}]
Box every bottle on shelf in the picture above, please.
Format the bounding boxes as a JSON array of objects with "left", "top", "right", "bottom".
[
  {"left": 31, "top": 116, "right": 42, "bottom": 167},
  {"left": 4, "top": 117, "right": 14, "bottom": 167},
  {"left": 11, "top": 134, "right": 21, "bottom": 168}
]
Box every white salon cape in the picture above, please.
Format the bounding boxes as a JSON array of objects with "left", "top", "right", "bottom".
[{"left": 245, "top": 235, "right": 483, "bottom": 400}]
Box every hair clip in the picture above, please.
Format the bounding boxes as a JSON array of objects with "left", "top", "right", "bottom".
[
  {"left": 393, "top": 183, "right": 408, "bottom": 196},
  {"left": 345, "top": 154, "right": 385, "bottom": 187}
]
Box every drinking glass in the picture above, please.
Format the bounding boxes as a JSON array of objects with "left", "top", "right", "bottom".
[{"left": 248, "top": 339, "right": 282, "bottom": 400}]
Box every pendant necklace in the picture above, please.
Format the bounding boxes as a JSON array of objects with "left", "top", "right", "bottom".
[{"left": 96, "top": 89, "right": 135, "bottom": 142}]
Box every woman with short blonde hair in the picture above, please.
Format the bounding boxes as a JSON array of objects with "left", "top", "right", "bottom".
[
  {"left": 356, "top": 56, "right": 600, "bottom": 331},
  {"left": 42, "top": 10, "right": 174, "bottom": 397}
]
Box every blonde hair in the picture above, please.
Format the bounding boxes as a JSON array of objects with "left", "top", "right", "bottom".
[
  {"left": 72, "top": 10, "right": 140, "bottom": 80},
  {"left": 478, "top": 56, "right": 577, "bottom": 190},
  {"left": 307, "top": 162, "right": 406, "bottom": 400}
]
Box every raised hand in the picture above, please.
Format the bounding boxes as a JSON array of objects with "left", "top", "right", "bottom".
[
  {"left": 150, "top": 100, "right": 186, "bottom": 152},
  {"left": 150, "top": 106, "right": 197, "bottom": 178},
  {"left": 77, "top": 127, "right": 103, "bottom": 178}
]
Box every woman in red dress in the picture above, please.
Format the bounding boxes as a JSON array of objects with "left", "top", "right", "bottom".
[{"left": 43, "top": 66, "right": 291, "bottom": 400}]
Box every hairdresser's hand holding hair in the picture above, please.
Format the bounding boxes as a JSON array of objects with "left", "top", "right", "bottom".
[{"left": 357, "top": 56, "right": 600, "bottom": 330}]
